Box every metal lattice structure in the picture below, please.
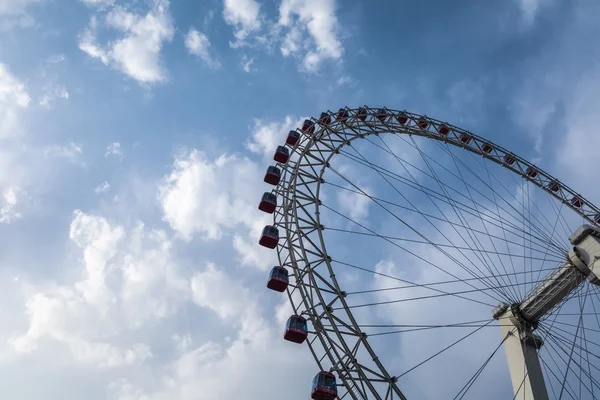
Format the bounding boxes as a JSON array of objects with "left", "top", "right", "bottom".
[{"left": 263, "top": 106, "right": 600, "bottom": 399}]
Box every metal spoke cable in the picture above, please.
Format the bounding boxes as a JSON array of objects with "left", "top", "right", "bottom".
[
  {"left": 395, "top": 320, "right": 494, "bottom": 380},
  {"left": 328, "top": 160, "right": 514, "bottom": 303},
  {"left": 321, "top": 180, "right": 508, "bottom": 305},
  {"left": 331, "top": 258, "right": 496, "bottom": 307},
  {"left": 326, "top": 223, "right": 565, "bottom": 262},
  {"left": 345, "top": 138, "right": 516, "bottom": 302},
  {"left": 408, "top": 134, "right": 521, "bottom": 303},
  {"left": 453, "top": 331, "right": 510, "bottom": 400},
  {"left": 332, "top": 150, "right": 568, "bottom": 260},
  {"left": 325, "top": 180, "right": 566, "bottom": 260},
  {"left": 345, "top": 266, "right": 560, "bottom": 296}
]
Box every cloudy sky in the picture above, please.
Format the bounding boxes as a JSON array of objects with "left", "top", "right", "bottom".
[{"left": 1, "top": 0, "right": 600, "bottom": 399}]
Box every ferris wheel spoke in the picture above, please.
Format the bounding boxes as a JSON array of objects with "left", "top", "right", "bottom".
[
  {"left": 326, "top": 227, "right": 564, "bottom": 263},
  {"left": 321, "top": 189, "right": 506, "bottom": 305},
  {"left": 324, "top": 181, "right": 566, "bottom": 262},
  {"left": 403, "top": 133, "right": 522, "bottom": 303},
  {"left": 334, "top": 147, "right": 567, "bottom": 261},
  {"left": 453, "top": 331, "right": 510, "bottom": 400},
  {"left": 382, "top": 133, "right": 518, "bottom": 302},
  {"left": 383, "top": 132, "right": 565, "bottom": 254},
  {"left": 328, "top": 153, "right": 514, "bottom": 303},
  {"left": 346, "top": 266, "right": 560, "bottom": 296},
  {"left": 332, "top": 258, "right": 555, "bottom": 309},
  {"left": 537, "top": 325, "right": 600, "bottom": 398},
  {"left": 434, "top": 140, "right": 566, "bottom": 254},
  {"left": 395, "top": 320, "right": 494, "bottom": 380}
]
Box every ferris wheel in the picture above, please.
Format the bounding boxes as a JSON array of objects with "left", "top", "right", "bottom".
[{"left": 257, "top": 106, "right": 600, "bottom": 399}]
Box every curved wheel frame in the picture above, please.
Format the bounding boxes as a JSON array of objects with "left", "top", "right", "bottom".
[{"left": 270, "top": 106, "right": 600, "bottom": 400}]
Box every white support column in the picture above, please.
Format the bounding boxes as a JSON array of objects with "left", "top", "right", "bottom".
[{"left": 497, "top": 310, "right": 549, "bottom": 400}]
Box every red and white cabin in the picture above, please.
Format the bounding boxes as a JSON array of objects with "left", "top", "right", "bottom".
[
  {"left": 258, "top": 192, "right": 277, "bottom": 214},
  {"left": 259, "top": 225, "right": 279, "bottom": 249},
  {"left": 264, "top": 166, "right": 281, "bottom": 186}
]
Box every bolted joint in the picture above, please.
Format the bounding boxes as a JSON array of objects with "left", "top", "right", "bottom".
[
  {"left": 492, "top": 302, "right": 509, "bottom": 320},
  {"left": 520, "top": 330, "right": 544, "bottom": 349}
]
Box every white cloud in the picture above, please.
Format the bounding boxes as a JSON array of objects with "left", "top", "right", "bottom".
[
  {"left": 241, "top": 54, "right": 255, "bottom": 72},
  {"left": 95, "top": 181, "right": 111, "bottom": 194},
  {"left": 0, "top": 187, "right": 21, "bottom": 223},
  {"left": 515, "top": 0, "right": 539, "bottom": 25},
  {"left": 337, "top": 76, "right": 356, "bottom": 86},
  {"left": 0, "top": 62, "right": 31, "bottom": 138},
  {"left": 10, "top": 210, "right": 191, "bottom": 365},
  {"left": 44, "top": 142, "right": 83, "bottom": 163},
  {"left": 80, "top": 0, "right": 115, "bottom": 9},
  {"left": 278, "top": 0, "right": 343, "bottom": 72},
  {"left": 78, "top": 0, "right": 174, "bottom": 84},
  {"left": 38, "top": 84, "right": 69, "bottom": 107},
  {"left": 47, "top": 53, "right": 66, "bottom": 64},
  {"left": 191, "top": 263, "right": 253, "bottom": 320},
  {"left": 222, "top": 0, "right": 262, "bottom": 44},
  {"left": 158, "top": 150, "right": 268, "bottom": 241},
  {"left": 245, "top": 115, "right": 306, "bottom": 158},
  {"left": 184, "top": 28, "right": 220, "bottom": 69},
  {"left": 105, "top": 142, "right": 122, "bottom": 157},
  {"left": 0, "top": 0, "right": 42, "bottom": 15}
]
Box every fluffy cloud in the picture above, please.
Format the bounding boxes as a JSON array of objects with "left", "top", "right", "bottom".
[
  {"left": 222, "top": 0, "right": 262, "bottom": 44},
  {"left": 0, "top": 188, "right": 21, "bottom": 223},
  {"left": 79, "top": 1, "right": 174, "bottom": 84},
  {"left": 158, "top": 149, "right": 277, "bottom": 270},
  {"left": 184, "top": 28, "right": 220, "bottom": 69},
  {"left": 44, "top": 142, "right": 83, "bottom": 163},
  {"left": 95, "top": 181, "right": 111, "bottom": 194},
  {"left": 245, "top": 115, "right": 306, "bottom": 158},
  {"left": 278, "top": 0, "right": 343, "bottom": 72},
  {"left": 105, "top": 142, "right": 122, "bottom": 157},
  {"left": 0, "top": 62, "right": 31, "bottom": 138},
  {"left": 10, "top": 210, "right": 190, "bottom": 362},
  {"left": 38, "top": 85, "right": 69, "bottom": 107}
]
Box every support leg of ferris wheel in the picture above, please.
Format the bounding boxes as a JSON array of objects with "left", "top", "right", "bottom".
[{"left": 492, "top": 224, "right": 600, "bottom": 399}]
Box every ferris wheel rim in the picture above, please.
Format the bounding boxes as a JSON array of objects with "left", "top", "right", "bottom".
[{"left": 271, "top": 105, "right": 599, "bottom": 400}]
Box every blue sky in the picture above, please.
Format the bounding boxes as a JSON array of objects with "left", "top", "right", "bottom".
[{"left": 1, "top": 0, "right": 600, "bottom": 399}]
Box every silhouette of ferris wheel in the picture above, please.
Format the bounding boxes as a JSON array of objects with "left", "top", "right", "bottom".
[{"left": 258, "top": 106, "right": 600, "bottom": 399}]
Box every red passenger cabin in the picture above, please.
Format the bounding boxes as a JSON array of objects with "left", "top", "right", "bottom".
[
  {"left": 274, "top": 145, "right": 290, "bottom": 164},
  {"left": 356, "top": 107, "right": 368, "bottom": 121},
  {"left": 375, "top": 108, "right": 387, "bottom": 122},
  {"left": 311, "top": 371, "right": 338, "bottom": 400},
  {"left": 264, "top": 166, "right": 281, "bottom": 185},
  {"left": 548, "top": 181, "right": 560, "bottom": 192},
  {"left": 258, "top": 192, "right": 277, "bottom": 214},
  {"left": 438, "top": 124, "right": 450, "bottom": 136},
  {"left": 302, "top": 119, "right": 315, "bottom": 134},
  {"left": 336, "top": 108, "right": 349, "bottom": 121},
  {"left": 286, "top": 130, "right": 300, "bottom": 146},
  {"left": 319, "top": 112, "right": 331, "bottom": 126},
  {"left": 259, "top": 225, "right": 279, "bottom": 249},
  {"left": 284, "top": 315, "right": 308, "bottom": 344},
  {"left": 481, "top": 143, "right": 493, "bottom": 154},
  {"left": 267, "top": 266, "right": 289, "bottom": 292},
  {"left": 525, "top": 166, "right": 538, "bottom": 178},
  {"left": 396, "top": 112, "right": 408, "bottom": 125},
  {"left": 571, "top": 196, "right": 583, "bottom": 208},
  {"left": 504, "top": 154, "right": 516, "bottom": 165},
  {"left": 417, "top": 118, "right": 429, "bottom": 129},
  {"left": 459, "top": 132, "right": 471, "bottom": 144}
]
